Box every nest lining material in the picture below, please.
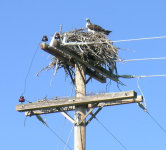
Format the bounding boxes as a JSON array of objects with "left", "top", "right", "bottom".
[{"left": 38, "top": 29, "right": 120, "bottom": 83}]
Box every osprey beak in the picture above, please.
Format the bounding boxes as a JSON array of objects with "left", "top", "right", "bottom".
[{"left": 86, "top": 18, "right": 90, "bottom": 21}]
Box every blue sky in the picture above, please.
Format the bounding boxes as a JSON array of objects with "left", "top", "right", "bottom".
[{"left": 1, "top": 0, "right": 166, "bottom": 150}]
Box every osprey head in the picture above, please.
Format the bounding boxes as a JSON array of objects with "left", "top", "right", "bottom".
[{"left": 86, "top": 18, "right": 91, "bottom": 23}]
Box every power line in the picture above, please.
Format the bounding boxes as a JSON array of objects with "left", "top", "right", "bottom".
[
  {"left": 62, "top": 35, "right": 166, "bottom": 46},
  {"left": 118, "top": 57, "right": 166, "bottom": 62},
  {"left": 57, "top": 118, "right": 67, "bottom": 150},
  {"left": 135, "top": 75, "right": 166, "bottom": 135},
  {"left": 118, "top": 74, "right": 166, "bottom": 79},
  {"left": 137, "top": 103, "right": 166, "bottom": 135},
  {"left": 36, "top": 115, "right": 72, "bottom": 150},
  {"left": 22, "top": 43, "right": 40, "bottom": 96},
  {"left": 64, "top": 125, "right": 74, "bottom": 150},
  {"left": 47, "top": 125, "right": 72, "bottom": 150},
  {"left": 147, "top": 112, "right": 166, "bottom": 135},
  {"left": 95, "top": 117, "right": 128, "bottom": 150},
  {"left": 134, "top": 74, "right": 166, "bottom": 78},
  {"left": 112, "top": 35, "right": 166, "bottom": 43}
]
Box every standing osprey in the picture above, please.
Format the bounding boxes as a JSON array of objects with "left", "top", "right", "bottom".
[{"left": 86, "top": 18, "right": 112, "bottom": 35}]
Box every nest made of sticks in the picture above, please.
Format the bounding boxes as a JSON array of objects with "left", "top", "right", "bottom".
[
  {"left": 37, "top": 28, "right": 120, "bottom": 83},
  {"left": 63, "top": 29, "right": 119, "bottom": 64}
]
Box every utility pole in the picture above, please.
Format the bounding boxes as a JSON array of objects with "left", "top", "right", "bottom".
[
  {"left": 16, "top": 91, "right": 142, "bottom": 150},
  {"left": 74, "top": 64, "right": 86, "bottom": 150},
  {"left": 16, "top": 30, "right": 143, "bottom": 150}
]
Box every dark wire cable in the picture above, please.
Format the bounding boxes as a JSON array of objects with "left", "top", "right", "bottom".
[
  {"left": 57, "top": 118, "right": 66, "bottom": 150},
  {"left": 95, "top": 117, "right": 128, "bottom": 150},
  {"left": 46, "top": 125, "right": 72, "bottom": 150},
  {"left": 64, "top": 125, "right": 74, "bottom": 150},
  {"left": 36, "top": 115, "right": 72, "bottom": 150},
  {"left": 22, "top": 43, "right": 40, "bottom": 96},
  {"left": 137, "top": 103, "right": 166, "bottom": 135},
  {"left": 146, "top": 111, "right": 166, "bottom": 135},
  {"left": 137, "top": 77, "right": 166, "bottom": 135}
]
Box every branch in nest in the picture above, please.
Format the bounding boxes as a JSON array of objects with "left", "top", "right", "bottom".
[
  {"left": 36, "top": 57, "right": 59, "bottom": 77},
  {"left": 39, "top": 29, "right": 121, "bottom": 84}
]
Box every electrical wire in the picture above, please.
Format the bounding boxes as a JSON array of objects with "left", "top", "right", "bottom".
[
  {"left": 136, "top": 74, "right": 166, "bottom": 135},
  {"left": 137, "top": 77, "right": 147, "bottom": 108},
  {"left": 47, "top": 125, "right": 73, "bottom": 150},
  {"left": 24, "top": 116, "right": 28, "bottom": 127},
  {"left": 118, "top": 56, "right": 166, "bottom": 62},
  {"left": 62, "top": 35, "right": 166, "bottom": 46},
  {"left": 64, "top": 125, "right": 74, "bottom": 150},
  {"left": 22, "top": 34, "right": 166, "bottom": 149},
  {"left": 118, "top": 74, "right": 166, "bottom": 79},
  {"left": 137, "top": 103, "right": 166, "bottom": 135},
  {"left": 135, "top": 74, "right": 166, "bottom": 78},
  {"left": 146, "top": 112, "right": 166, "bottom": 135},
  {"left": 22, "top": 43, "right": 40, "bottom": 96},
  {"left": 112, "top": 35, "right": 166, "bottom": 43},
  {"left": 95, "top": 117, "right": 128, "bottom": 150},
  {"left": 36, "top": 115, "right": 72, "bottom": 150},
  {"left": 71, "top": 35, "right": 166, "bottom": 45},
  {"left": 57, "top": 118, "right": 67, "bottom": 150},
  {"left": 119, "top": 52, "right": 166, "bottom": 136}
]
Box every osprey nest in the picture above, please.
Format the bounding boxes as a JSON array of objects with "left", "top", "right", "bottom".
[{"left": 38, "top": 28, "right": 120, "bottom": 84}]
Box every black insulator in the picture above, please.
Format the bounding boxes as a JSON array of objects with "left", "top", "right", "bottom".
[
  {"left": 55, "top": 33, "right": 60, "bottom": 39},
  {"left": 42, "top": 35, "right": 48, "bottom": 42}
]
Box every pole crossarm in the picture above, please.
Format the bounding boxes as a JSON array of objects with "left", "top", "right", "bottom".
[
  {"left": 16, "top": 91, "right": 143, "bottom": 114},
  {"left": 16, "top": 91, "right": 136, "bottom": 112},
  {"left": 40, "top": 42, "right": 106, "bottom": 83},
  {"left": 24, "top": 95, "right": 143, "bottom": 116},
  {"left": 40, "top": 42, "right": 120, "bottom": 83}
]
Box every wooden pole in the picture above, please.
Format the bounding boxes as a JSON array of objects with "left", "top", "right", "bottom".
[{"left": 74, "top": 63, "right": 86, "bottom": 150}]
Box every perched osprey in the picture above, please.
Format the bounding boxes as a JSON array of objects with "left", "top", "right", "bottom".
[{"left": 86, "top": 18, "right": 112, "bottom": 35}]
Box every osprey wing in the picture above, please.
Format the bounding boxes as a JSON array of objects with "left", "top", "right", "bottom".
[
  {"left": 87, "top": 24, "right": 112, "bottom": 35},
  {"left": 87, "top": 24, "right": 103, "bottom": 31}
]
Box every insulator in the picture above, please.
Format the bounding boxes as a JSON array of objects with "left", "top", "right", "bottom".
[
  {"left": 19, "top": 96, "right": 25, "bottom": 102},
  {"left": 55, "top": 33, "right": 60, "bottom": 39},
  {"left": 42, "top": 35, "right": 48, "bottom": 42}
]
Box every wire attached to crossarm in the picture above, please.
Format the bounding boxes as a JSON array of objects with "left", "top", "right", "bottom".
[
  {"left": 137, "top": 102, "right": 166, "bottom": 135},
  {"left": 36, "top": 115, "right": 72, "bottom": 150},
  {"left": 137, "top": 77, "right": 166, "bottom": 135},
  {"left": 95, "top": 117, "right": 128, "bottom": 150}
]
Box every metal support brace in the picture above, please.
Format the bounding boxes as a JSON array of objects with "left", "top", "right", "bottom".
[
  {"left": 59, "top": 108, "right": 75, "bottom": 124},
  {"left": 78, "top": 108, "right": 95, "bottom": 125},
  {"left": 85, "top": 76, "right": 92, "bottom": 84},
  {"left": 61, "top": 112, "right": 75, "bottom": 124},
  {"left": 86, "top": 103, "right": 105, "bottom": 126},
  {"left": 77, "top": 103, "right": 98, "bottom": 125}
]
